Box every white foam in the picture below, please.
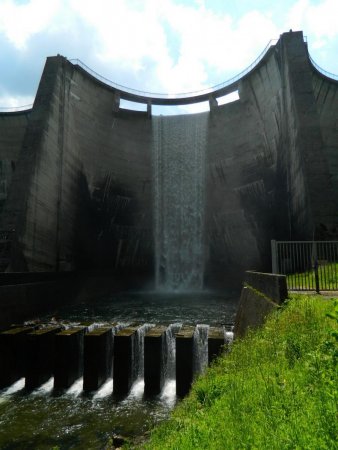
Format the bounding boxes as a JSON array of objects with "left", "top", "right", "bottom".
[
  {"left": 93, "top": 378, "right": 114, "bottom": 400},
  {"left": 66, "top": 377, "right": 83, "bottom": 397}
]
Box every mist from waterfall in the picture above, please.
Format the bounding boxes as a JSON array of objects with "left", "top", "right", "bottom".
[{"left": 153, "top": 113, "right": 208, "bottom": 292}]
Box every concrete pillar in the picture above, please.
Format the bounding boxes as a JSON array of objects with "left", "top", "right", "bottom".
[
  {"left": 209, "top": 95, "right": 218, "bottom": 111},
  {"left": 0, "top": 326, "right": 34, "bottom": 388},
  {"left": 25, "top": 326, "right": 61, "bottom": 390},
  {"left": 83, "top": 326, "right": 113, "bottom": 392},
  {"left": 176, "top": 325, "right": 195, "bottom": 397},
  {"left": 147, "top": 100, "right": 152, "bottom": 118},
  {"left": 208, "top": 327, "right": 225, "bottom": 364},
  {"left": 113, "top": 91, "right": 120, "bottom": 112},
  {"left": 54, "top": 327, "right": 86, "bottom": 390},
  {"left": 113, "top": 326, "right": 138, "bottom": 396},
  {"left": 144, "top": 325, "right": 167, "bottom": 396}
]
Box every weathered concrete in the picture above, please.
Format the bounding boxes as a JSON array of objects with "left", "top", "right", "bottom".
[
  {"left": 244, "top": 271, "right": 288, "bottom": 305},
  {"left": 113, "top": 326, "right": 138, "bottom": 396},
  {"left": 208, "top": 327, "right": 225, "bottom": 364},
  {"left": 0, "top": 31, "right": 337, "bottom": 288},
  {"left": 234, "top": 284, "right": 279, "bottom": 339},
  {"left": 54, "top": 327, "right": 85, "bottom": 390},
  {"left": 83, "top": 326, "right": 114, "bottom": 392},
  {"left": 175, "top": 325, "right": 195, "bottom": 397},
  {"left": 25, "top": 326, "right": 61, "bottom": 389},
  {"left": 0, "top": 326, "right": 34, "bottom": 388},
  {"left": 144, "top": 325, "right": 167, "bottom": 396}
]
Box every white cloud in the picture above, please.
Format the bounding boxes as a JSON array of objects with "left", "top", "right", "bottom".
[
  {"left": 0, "top": 0, "right": 337, "bottom": 107},
  {"left": 0, "top": 0, "right": 61, "bottom": 49},
  {"left": 0, "top": 94, "right": 34, "bottom": 109},
  {"left": 287, "top": 0, "right": 338, "bottom": 42}
]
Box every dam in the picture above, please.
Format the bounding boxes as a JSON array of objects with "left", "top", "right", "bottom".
[
  {"left": 0, "top": 29, "right": 338, "bottom": 448},
  {"left": 0, "top": 30, "right": 338, "bottom": 293}
]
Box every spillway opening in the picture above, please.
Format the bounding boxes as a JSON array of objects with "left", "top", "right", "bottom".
[
  {"left": 119, "top": 98, "right": 147, "bottom": 112},
  {"left": 216, "top": 90, "right": 240, "bottom": 105},
  {"left": 153, "top": 113, "right": 208, "bottom": 292}
]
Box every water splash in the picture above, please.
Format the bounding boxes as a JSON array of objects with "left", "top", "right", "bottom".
[
  {"left": 1, "top": 378, "right": 25, "bottom": 396},
  {"left": 160, "top": 379, "right": 176, "bottom": 407},
  {"left": 66, "top": 377, "right": 83, "bottom": 397},
  {"left": 153, "top": 114, "right": 208, "bottom": 291},
  {"left": 93, "top": 378, "right": 114, "bottom": 400},
  {"left": 31, "top": 377, "right": 54, "bottom": 396}
]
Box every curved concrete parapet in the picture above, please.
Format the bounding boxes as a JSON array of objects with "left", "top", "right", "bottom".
[{"left": 0, "top": 30, "right": 337, "bottom": 289}]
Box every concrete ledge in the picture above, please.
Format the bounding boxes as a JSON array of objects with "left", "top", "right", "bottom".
[
  {"left": 244, "top": 271, "right": 287, "bottom": 305},
  {"left": 234, "top": 285, "right": 279, "bottom": 338}
]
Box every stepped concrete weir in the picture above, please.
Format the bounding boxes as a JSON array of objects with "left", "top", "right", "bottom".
[
  {"left": 175, "top": 325, "right": 195, "bottom": 397},
  {"left": 54, "top": 327, "right": 86, "bottom": 390},
  {"left": 0, "top": 326, "right": 34, "bottom": 388},
  {"left": 113, "top": 326, "right": 139, "bottom": 396},
  {"left": 144, "top": 325, "right": 167, "bottom": 396},
  {"left": 83, "top": 326, "right": 114, "bottom": 392},
  {"left": 208, "top": 327, "right": 227, "bottom": 364},
  {"left": 0, "top": 322, "right": 230, "bottom": 397},
  {"left": 1, "top": 30, "right": 337, "bottom": 305},
  {"left": 25, "top": 326, "right": 62, "bottom": 390}
]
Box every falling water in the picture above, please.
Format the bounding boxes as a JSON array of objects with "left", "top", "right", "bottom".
[
  {"left": 133, "top": 323, "right": 155, "bottom": 380},
  {"left": 162, "top": 323, "right": 182, "bottom": 381},
  {"left": 153, "top": 114, "right": 208, "bottom": 291},
  {"left": 193, "top": 324, "right": 209, "bottom": 376}
]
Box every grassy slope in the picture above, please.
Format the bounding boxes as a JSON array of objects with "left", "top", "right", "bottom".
[{"left": 142, "top": 295, "right": 338, "bottom": 450}]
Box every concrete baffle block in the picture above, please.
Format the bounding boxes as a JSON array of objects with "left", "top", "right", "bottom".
[
  {"left": 176, "top": 325, "right": 195, "bottom": 397},
  {"left": 83, "top": 326, "right": 114, "bottom": 392},
  {"left": 208, "top": 327, "right": 225, "bottom": 364},
  {"left": 144, "top": 325, "right": 167, "bottom": 396},
  {"left": 54, "top": 327, "right": 86, "bottom": 390},
  {"left": 113, "top": 326, "right": 138, "bottom": 396},
  {"left": 0, "top": 326, "right": 34, "bottom": 388},
  {"left": 25, "top": 326, "right": 61, "bottom": 390}
]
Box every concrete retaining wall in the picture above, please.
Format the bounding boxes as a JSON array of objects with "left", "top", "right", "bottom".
[{"left": 234, "top": 271, "right": 288, "bottom": 338}]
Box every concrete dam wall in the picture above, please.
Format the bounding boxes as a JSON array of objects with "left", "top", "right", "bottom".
[{"left": 0, "top": 31, "right": 337, "bottom": 289}]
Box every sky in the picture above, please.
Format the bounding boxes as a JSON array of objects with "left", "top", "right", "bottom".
[{"left": 0, "top": 0, "right": 337, "bottom": 114}]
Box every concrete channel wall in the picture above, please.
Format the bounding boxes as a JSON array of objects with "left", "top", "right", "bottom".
[{"left": 0, "top": 31, "right": 337, "bottom": 288}]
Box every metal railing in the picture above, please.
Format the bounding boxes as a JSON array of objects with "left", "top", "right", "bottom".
[
  {"left": 70, "top": 39, "right": 278, "bottom": 99},
  {"left": 271, "top": 240, "right": 338, "bottom": 292},
  {"left": 309, "top": 55, "right": 338, "bottom": 81},
  {"left": 0, "top": 104, "right": 33, "bottom": 113}
]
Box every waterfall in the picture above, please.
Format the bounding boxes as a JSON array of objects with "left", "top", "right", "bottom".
[
  {"left": 153, "top": 113, "right": 208, "bottom": 291},
  {"left": 162, "top": 323, "right": 182, "bottom": 381},
  {"left": 133, "top": 323, "right": 154, "bottom": 380},
  {"left": 193, "top": 324, "right": 209, "bottom": 376}
]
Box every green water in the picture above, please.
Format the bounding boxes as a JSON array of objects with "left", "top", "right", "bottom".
[
  {"left": 0, "top": 292, "right": 238, "bottom": 449},
  {"left": 0, "top": 378, "right": 176, "bottom": 449}
]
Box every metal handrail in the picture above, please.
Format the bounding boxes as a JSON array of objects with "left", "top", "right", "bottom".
[
  {"left": 2, "top": 35, "right": 337, "bottom": 110},
  {"left": 309, "top": 55, "right": 338, "bottom": 81},
  {"left": 0, "top": 104, "right": 33, "bottom": 112},
  {"left": 70, "top": 39, "right": 278, "bottom": 99}
]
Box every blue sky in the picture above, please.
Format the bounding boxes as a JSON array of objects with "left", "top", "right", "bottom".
[{"left": 0, "top": 0, "right": 337, "bottom": 114}]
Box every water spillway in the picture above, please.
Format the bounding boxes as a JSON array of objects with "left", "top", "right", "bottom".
[
  {"left": 0, "top": 321, "right": 232, "bottom": 395},
  {"left": 153, "top": 114, "right": 208, "bottom": 291}
]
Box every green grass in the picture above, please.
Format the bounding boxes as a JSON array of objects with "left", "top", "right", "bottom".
[
  {"left": 141, "top": 295, "right": 338, "bottom": 450},
  {"left": 287, "top": 262, "right": 338, "bottom": 290}
]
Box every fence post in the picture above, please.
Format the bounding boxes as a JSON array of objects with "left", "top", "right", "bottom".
[
  {"left": 312, "top": 241, "right": 320, "bottom": 293},
  {"left": 271, "top": 240, "right": 278, "bottom": 273}
]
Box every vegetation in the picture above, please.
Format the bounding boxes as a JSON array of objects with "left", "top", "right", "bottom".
[
  {"left": 287, "top": 262, "right": 338, "bottom": 291},
  {"left": 142, "top": 295, "right": 338, "bottom": 449}
]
